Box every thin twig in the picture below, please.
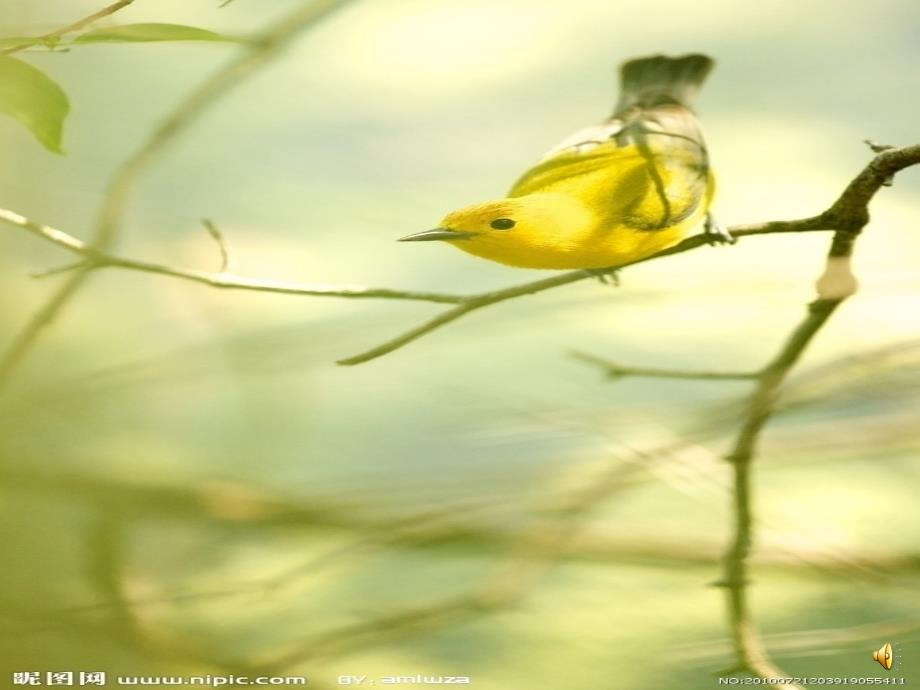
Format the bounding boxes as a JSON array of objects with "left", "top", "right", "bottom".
[
  {"left": 570, "top": 351, "right": 760, "bottom": 381},
  {"left": 29, "top": 260, "right": 90, "bottom": 279},
  {"left": 0, "top": 0, "right": 354, "bottom": 391},
  {"left": 1, "top": 0, "right": 138, "bottom": 55},
  {"left": 0, "top": 211, "right": 828, "bottom": 306},
  {"left": 0, "top": 208, "right": 462, "bottom": 304},
  {"left": 202, "top": 219, "right": 231, "bottom": 273}
]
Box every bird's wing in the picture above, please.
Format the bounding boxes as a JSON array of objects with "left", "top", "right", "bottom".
[{"left": 510, "top": 109, "right": 710, "bottom": 231}]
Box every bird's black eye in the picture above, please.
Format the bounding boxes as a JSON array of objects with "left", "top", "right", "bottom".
[{"left": 490, "top": 218, "right": 516, "bottom": 230}]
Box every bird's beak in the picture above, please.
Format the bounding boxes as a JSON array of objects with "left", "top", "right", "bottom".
[{"left": 398, "top": 227, "right": 474, "bottom": 242}]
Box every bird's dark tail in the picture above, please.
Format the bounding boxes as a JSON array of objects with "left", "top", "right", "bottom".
[{"left": 615, "top": 53, "right": 714, "bottom": 112}]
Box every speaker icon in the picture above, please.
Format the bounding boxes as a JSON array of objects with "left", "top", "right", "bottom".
[{"left": 872, "top": 642, "right": 893, "bottom": 671}]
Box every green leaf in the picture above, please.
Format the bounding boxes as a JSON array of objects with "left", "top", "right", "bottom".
[
  {"left": 0, "top": 55, "right": 69, "bottom": 154},
  {"left": 72, "top": 23, "right": 240, "bottom": 44}
]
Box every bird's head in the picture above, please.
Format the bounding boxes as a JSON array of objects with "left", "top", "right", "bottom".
[{"left": 399, "top": 193, "right": 592, "bottom": 268}]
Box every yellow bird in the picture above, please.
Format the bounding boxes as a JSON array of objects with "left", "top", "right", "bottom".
[{"left": 400, "top": 53, "right": 729, "bottom": 270}]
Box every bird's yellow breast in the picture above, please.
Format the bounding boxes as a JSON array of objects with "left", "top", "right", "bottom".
[
  {"left": 453, "top": 208, "right": 695, "bottom": 270},
  {"left": 452, "top": 141, "right": 712, "bottom": 270}
]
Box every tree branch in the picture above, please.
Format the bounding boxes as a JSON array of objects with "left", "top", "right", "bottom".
[
  {"left": 0, "top": 0, "right": 139, "bottom": 55},
  {"left": 0, "top": 208, "right": 463, "bottom": 304},
  {"left": 570, "top": 350, "right": 760, "bottom": 381},
  {"left": 0, "top": 210, "right": 833, "bottom": 349}
]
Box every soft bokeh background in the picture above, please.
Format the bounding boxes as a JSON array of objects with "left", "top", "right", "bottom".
[{"left": 1, "top": 1, "right": 919, "bottom": 687}]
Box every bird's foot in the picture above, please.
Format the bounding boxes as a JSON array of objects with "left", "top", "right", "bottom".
[
  {"left": 704, "top": 213, "right": 736, "bottom": 245},
  {"left": 587, "top": 267, "right": 621, "bottom": 286}
]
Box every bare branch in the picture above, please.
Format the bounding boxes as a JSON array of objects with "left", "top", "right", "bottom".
[
  {"left": 0, "top": 209, "right": 463, "bottom": 304},
  {"left": 0, "top": 209, "right": 88, "bottom": 253},
  {"left": 0, "top": 0, "right": 138, "bottom": 55},
  {"left": 571, "top": 350, "right": 760, "bottom": 381},
  {"left": 29, "top": 260, "right": 90, "bottom": 279},
  {"left": 202, "top": 219, "right": 231, "bottom": 273},
  {"left": 0, "top": 208, "right": 831, "bottom": 312}
]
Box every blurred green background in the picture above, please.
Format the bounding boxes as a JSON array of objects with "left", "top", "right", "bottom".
[{"left": 1, "top": 1, "right": 919, "bottom": 687}]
